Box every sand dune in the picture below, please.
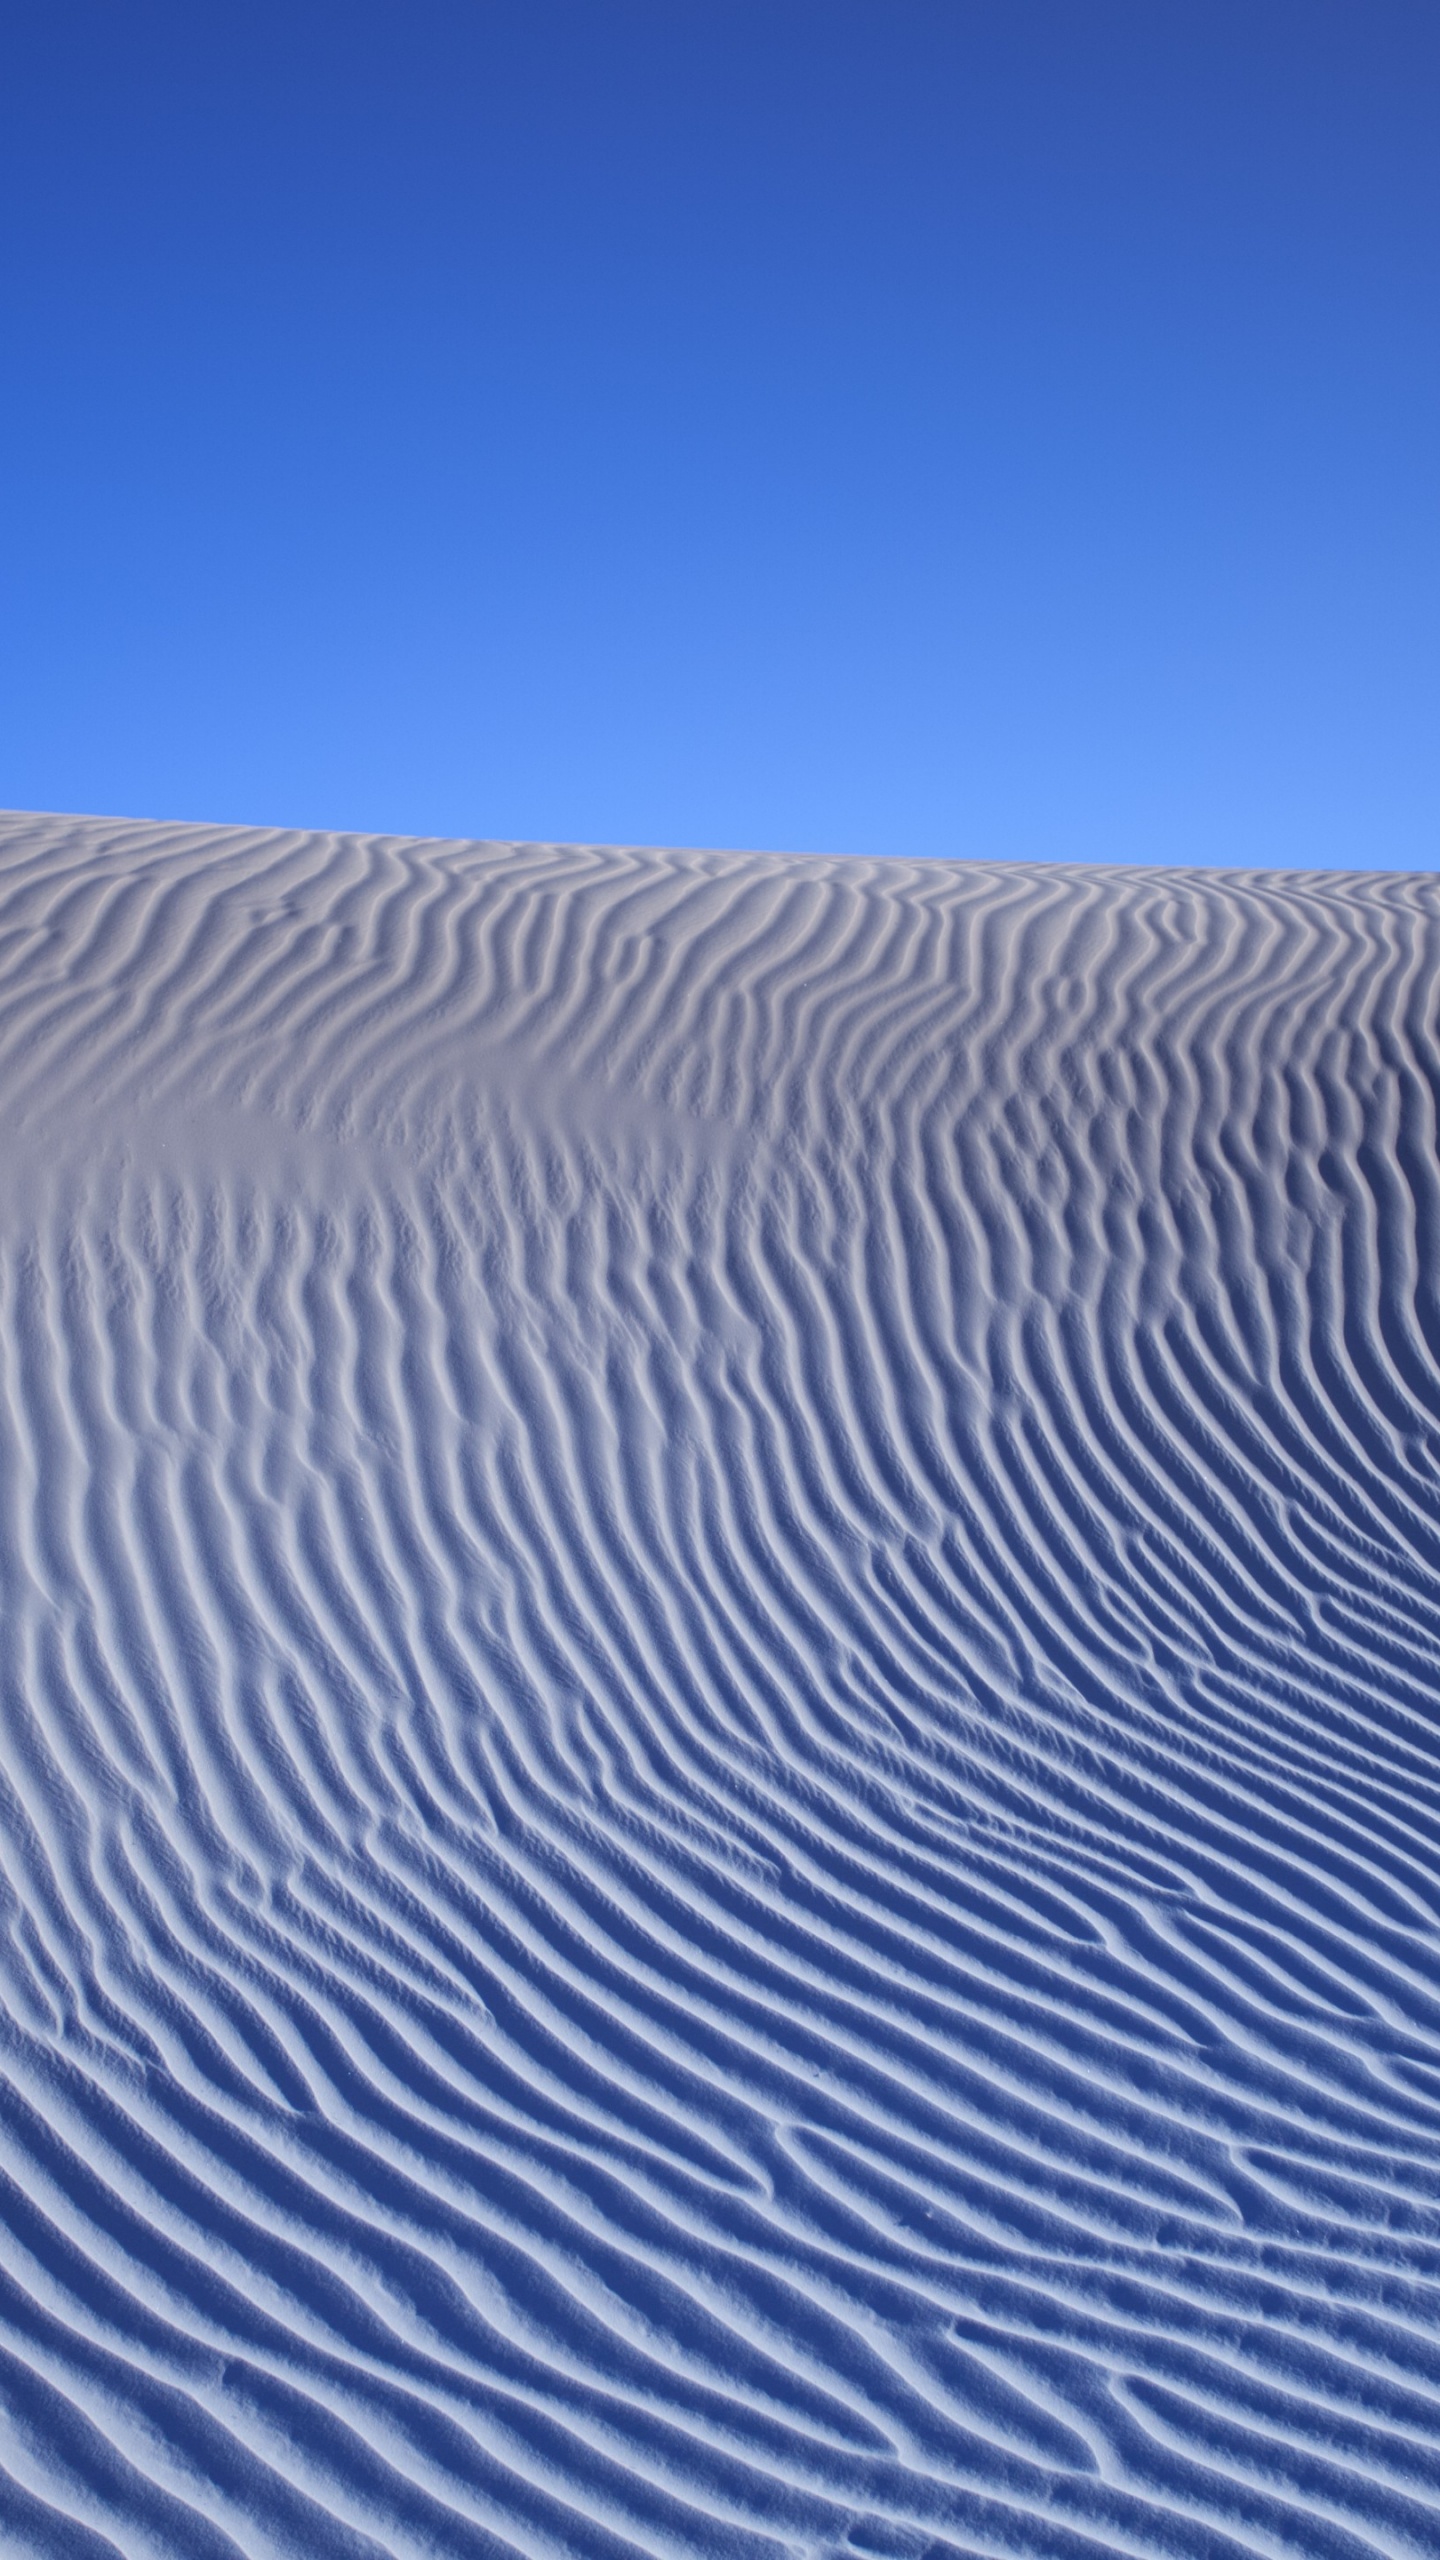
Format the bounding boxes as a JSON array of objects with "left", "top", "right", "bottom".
[{"left": 1, "top": 811, "right": 1440, "bottom": 2556}]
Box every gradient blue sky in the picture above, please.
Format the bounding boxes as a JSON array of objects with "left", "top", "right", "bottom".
[{"left": 2, "top": 3, "right": 1437, "bottom": 867}]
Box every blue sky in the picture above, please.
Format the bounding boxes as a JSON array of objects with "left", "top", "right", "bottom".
[{"left": 2, "top": 2, "right": 1436, "bottom": 867}]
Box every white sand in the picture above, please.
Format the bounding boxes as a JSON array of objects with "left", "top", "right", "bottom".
[{"left": 0, "top": 811, "right": 1437, "bottom": 2558}]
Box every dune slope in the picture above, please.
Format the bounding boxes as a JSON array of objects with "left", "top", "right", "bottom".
[{"left": 1, "top": 814, "right": 1440, "bottom": 2557}]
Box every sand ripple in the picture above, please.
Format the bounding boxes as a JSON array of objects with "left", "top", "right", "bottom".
[{"left": 0, "top": 815, "right": 1439, "bottom": 2555}]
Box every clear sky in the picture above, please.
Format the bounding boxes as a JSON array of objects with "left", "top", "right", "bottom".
[{"left": 2, "top": 3, "right": 1437, "bottom": 868}]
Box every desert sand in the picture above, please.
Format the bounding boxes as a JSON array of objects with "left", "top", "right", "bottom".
[{"left": 0, "top": 813, "right": 1438, "bottom": 2556}]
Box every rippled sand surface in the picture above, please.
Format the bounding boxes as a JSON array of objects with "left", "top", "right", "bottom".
[{"left": 2, "top": 812, "right": 1440, "bottom": 2558}]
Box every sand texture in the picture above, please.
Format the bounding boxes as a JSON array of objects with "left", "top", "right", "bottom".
[{"left": 1, "top": 813, "right": 1440, "bottom": 2557}]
